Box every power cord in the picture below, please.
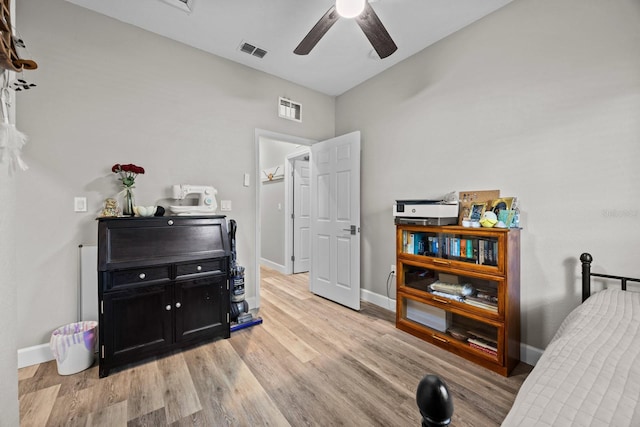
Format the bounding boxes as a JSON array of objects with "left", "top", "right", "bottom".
[{"left": 386, "top": 270, "right": 395, "bottom": 310}]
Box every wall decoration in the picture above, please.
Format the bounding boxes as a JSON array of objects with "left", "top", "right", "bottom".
[{"left": 262, "top": 165, "right": 284, "bottom": 182}]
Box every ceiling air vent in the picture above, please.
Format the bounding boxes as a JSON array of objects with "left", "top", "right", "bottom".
[
  {"left": 159, "top": 0, "right": 194, "bottom": 13},
  {"left": 239, "top": 41, "right": 268, "bottom": 59}
]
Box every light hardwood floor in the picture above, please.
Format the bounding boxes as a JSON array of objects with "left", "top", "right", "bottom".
[{"left": 18, "top": 267, "right": 532, "bottom": 426}]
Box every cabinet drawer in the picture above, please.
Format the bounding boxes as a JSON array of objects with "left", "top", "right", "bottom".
[
  {"left": 176, "top": 259, "right": 225, "bottom": 278},
  {"left": 108, "top": 266, "right": 171, "bottom": 290}
]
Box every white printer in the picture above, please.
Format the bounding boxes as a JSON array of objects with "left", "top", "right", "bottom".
[{"left": 393, "top": 197, "right": 459, "bottom": 226}]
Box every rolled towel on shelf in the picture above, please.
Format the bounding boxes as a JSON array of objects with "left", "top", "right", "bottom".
[{"left": 429, "top": 281, "right": 474, "bottom": 296}]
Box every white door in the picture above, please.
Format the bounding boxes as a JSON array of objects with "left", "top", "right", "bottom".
[
  {"left": 293, "top": 159, "right": 310, "bottom": 273},
  {"left": 310, "top": 131, "right": 361, "bottom": 310}
]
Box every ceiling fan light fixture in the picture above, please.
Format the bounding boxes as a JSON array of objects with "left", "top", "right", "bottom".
[
  {"left": 336, "top": 0, "right": 365, "bottom": 18},
  {"left": 159, "top": 0, "right": 194, "bottom": 13}
]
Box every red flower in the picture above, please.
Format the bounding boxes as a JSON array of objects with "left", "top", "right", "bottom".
[{"left": 112, "top": 163, "right": 145, "bottom": 188}]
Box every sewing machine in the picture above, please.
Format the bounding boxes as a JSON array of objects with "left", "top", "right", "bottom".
[{"left": 169, "top": 184, "right": 218, "bottom": 215}]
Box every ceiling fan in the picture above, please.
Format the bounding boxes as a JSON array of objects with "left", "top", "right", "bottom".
[{"left": 294, "top": 0, "right": 397, "bottom": 59}]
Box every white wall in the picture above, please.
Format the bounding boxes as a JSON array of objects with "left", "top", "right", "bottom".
[
  {"left": 336, "top": 0, "right": 640, "bottom": 351},
  {"left": 14, "top": 0, "right": 335, "bottom": 352}
]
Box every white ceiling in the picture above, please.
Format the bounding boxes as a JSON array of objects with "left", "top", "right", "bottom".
[{"left": 64, "top": 0, "right": 512, "bottom": 96}]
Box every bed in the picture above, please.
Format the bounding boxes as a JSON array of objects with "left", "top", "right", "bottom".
[{"left": 501, "top": 253, "right": 640, "bottom": 426}]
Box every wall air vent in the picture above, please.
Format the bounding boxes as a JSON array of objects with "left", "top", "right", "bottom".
[
  {"left": 278, "top": 97, "right": 301, "bottom": 122},
  {"left": 159, "top": 0, "right": 194, "bottom": 13},
  {"left": 239, "top": 41, "right": 268, "bottom": 59}
]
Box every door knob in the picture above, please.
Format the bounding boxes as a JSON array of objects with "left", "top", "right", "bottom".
[
  {"left": 175, "top": 302, "right": 181, "bottom": 308},
  {"left": 165, "top": 305, "right": 172, "bottom": 311},
  {"left": 342, "top": 225, "right": 357, "bottom": 235}
]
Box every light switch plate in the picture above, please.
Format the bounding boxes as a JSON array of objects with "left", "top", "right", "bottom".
[
  {"left": 243, "top": 173, "right": 250, "bottom": 187},
  {"left": 74, "top": 197, "right": 87, "bottom": 212},
  {"left": 220, "top": 200, "right": 232, "bottom": 211}
]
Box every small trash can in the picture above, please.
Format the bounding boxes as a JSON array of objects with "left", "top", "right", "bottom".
[{"left": 49, "top": 321, "right": 98, "bottom": 375}]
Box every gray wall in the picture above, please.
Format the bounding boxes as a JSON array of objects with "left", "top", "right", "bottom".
[
  {"left": 0, "top": 163, "right": 19, "bottom": 426},
  {"left": 6, "top": 2, "right": 638, "bottom": 410},
  {"left": 13, "top": 0, "right": 335, "bottom": 352},
  {"left": 336, "top": 0, "right": 640, "bottom": 350},
  {"left": 259, "top": 138, "right": 305, "bottom": 268}
]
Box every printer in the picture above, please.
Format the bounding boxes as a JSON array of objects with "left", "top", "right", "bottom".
[{"left": 393, "top": 198, "right": 459, "bottom": 226}]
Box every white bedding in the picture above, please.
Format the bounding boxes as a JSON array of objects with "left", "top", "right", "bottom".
[{"left": 502, "top": 289, "right": 640, "bottom": 427}]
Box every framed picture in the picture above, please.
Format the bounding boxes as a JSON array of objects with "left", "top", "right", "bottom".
[
  {"left": 489, "top": 197, "right": 514, "bottom": 217},
  {"left": 469, "top": 202, "right": 486, "bottom": 221}
]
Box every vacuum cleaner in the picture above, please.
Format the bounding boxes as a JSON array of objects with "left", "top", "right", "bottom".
[{"left": 228, "top": 219, "right": 263, "bottom": 332}]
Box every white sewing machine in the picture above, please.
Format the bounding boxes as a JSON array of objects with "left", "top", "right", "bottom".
[{"left": 169, "top": 184, "right": 218, "bottom": 215}]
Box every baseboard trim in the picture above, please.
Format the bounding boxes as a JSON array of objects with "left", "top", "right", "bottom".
[
  {"left": 520, "top": 342, "right": 543, "bottom": 366},
  {"left": 259, "top": 259, "right": 286, "bottom": 274},
  {"left": 18, "top": 343, "right": 53, "bottom": 368},
  {"left": 361, "top": 288, "right": 396, "bottom": 312}
]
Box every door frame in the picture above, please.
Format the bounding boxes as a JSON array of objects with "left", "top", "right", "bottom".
[
  {"left": 254, "top": 129, "right": 314, "bottom": 308},
  {"left": 284, "top": 147, "right": 311, "bottom": 275}
]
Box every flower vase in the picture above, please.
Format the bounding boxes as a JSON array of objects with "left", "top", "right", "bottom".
[{"left": 123, "top": 187, "right": 135, "bottom": 216}]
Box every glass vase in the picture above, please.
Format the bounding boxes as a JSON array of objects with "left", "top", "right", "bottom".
[{"left": 123, "top": 187, "right": 135, "bottom": 216}]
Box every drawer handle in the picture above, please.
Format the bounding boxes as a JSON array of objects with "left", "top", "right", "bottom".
[
  {"left": 196, "top": 265, "right": 202, "bottom": 271},
  {"left": 139, "top": 273, "right": 146, "bottom": 279},
  {"left": 175, "top": 302, "right": 181, "bottom": 308},
  {"left": 165, "top": 304, "right": 172, "bottom": 311},
  {"left": 167, "top": 220, "right": 174, "bottom": 226},
  {"left": 433, "top": 259, "right": 450, "bottom": 266},
  {"left": 432, "top": 297, "right": 450, "bottom": 304},
  {"left": 432, "top": 335, "right": 449, "bottom": 344}
]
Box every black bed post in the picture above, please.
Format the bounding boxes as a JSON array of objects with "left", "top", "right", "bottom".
[
  {"left": 416, "top": 374, "right": 453, "bottom": 427},
  {"left": 580, "top": 253, "right": 593, "bottom": 302}
]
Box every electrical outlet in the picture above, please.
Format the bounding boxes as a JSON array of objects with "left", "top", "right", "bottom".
[{"left": 390, "top": 264, "right": 396, "bottom": 275}]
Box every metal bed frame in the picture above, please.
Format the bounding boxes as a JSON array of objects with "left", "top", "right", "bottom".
[{"left": 580, "top": 252, "right": 640, "bottom": 302}]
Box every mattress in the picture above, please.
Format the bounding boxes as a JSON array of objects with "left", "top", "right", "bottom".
[{"left": 502, "top": 288, "right": 640, "bottom": 426}]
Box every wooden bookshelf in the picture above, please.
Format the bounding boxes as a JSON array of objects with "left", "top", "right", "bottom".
[{"left": 395, "top": 224, "right": 520, "bottom": 376}]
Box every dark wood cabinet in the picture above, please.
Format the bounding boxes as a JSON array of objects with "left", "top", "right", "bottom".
[{"left": 98, "top": 216, "right": 230, "bottom": 377}]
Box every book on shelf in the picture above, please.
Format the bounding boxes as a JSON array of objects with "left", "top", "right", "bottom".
[
  {"left": 467, "top": 331, "right": 497, "bottom": 347},
  {"left": 476, "top": 288, "right": 498, "bottom": 303},
  {"left": 414, "top": 232, "right": 426, "bottom": 255},
  {"left": 468, "top": 337, "right": 497, "bottom": 352},
  {"left": 406, "top": 232, "right": 414, "bottom": 254},
  {"left": 465, "top": 297, "right": 498, "bottom": 312},
  {"left": 469, "top": 341, "right": 497, "bottom": 356}
]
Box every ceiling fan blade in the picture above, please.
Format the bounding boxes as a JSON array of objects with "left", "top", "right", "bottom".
[
  {"left": 294, "top": 5, "right": 340, "bottom": 55},
  {"left": 355, "top": 3, "right": 397, "bottom": 59}
]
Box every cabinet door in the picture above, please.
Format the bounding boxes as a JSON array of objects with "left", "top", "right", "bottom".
[
  {"left": 103, "top": 285, "right": 173, "bottom": 365},
  {"left": 174, "top": 275, "right": 227, "bottom": 343}
]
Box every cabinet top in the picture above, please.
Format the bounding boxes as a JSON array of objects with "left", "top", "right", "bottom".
[
  {"left": 98, "top": 215, "right": 230, "bottom": 270},
  {"left": 398, "top": 224, "right": 520, "bottom": 233},
  {"left": 97, "top": 215, "right": 227, "bottom": 222}
]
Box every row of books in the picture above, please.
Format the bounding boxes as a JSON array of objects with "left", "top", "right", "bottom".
[
  {"left": 403, "top": 233, "right": 499, "bottom": 266},
  {"left": 467, "top": 331, "right": 498, "bottom": 357},
  {"left": 447, "top": 327, "right": 498, "bottom": 357},
  {"left": 464, "top": 288, "right": 498, "bottom": 312}
]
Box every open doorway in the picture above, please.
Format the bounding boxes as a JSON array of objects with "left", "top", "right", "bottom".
[{"left": 254, "top": 129, "right": 314, "bottom": 308}]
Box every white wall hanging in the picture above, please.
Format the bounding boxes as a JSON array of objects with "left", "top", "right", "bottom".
[{"left": 261, "top": 165, "right": 284, "bottom": 182}]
